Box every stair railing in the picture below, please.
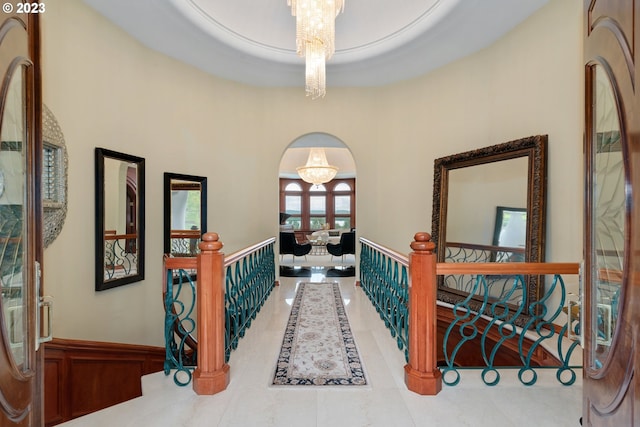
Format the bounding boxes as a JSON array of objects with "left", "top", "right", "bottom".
[
  {"left": 360, "top": 233, "right": 582, "bottom": 396},
  {"left": 163, "top": 233, "right": 276, "bottom": 395}
]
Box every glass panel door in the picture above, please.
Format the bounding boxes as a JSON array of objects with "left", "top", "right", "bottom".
[
  {"left": 590, "top": 64, "right": 625, "bottom": 369},
  {"left": 0, "top": 65, "right": 28, "bottom": 369}
]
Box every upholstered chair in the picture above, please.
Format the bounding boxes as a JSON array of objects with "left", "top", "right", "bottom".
[
  {"left": 326, "top": 231, "right": 356, "bottom": 261},
  {"left": 279, "top": 232, "right": 312, "bottom": 261}
]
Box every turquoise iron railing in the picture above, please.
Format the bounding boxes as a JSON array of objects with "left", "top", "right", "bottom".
[
  {"left": 439, "top": 269, "right": 582, "bottom": 387},
  {"left": 359, "top": 238, "right": 410, "bottom": 361},
  {"left": 224, "top": 239, "right": 276, "bottom": 362},
  {"left": 163, "top": 237, "right": 276, "bottom": 386},
  {"left": 443, "top": 242, "right": 526, "bottom": 306},
  {"left": 359, "top": 235, "right": 581, "bottom": 393},
  {"left": 163, "top": 256, "right": 198, "bottom": 386}
]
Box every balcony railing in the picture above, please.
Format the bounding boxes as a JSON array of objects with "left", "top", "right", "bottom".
[
  {"left": 104, "top": 232, "right": 137, "bottom": 280},
  {"left": 360, "top": 233, "right": 582, "bottom": 395},
  {"left": 163, "top": 233, "right": 276, "bottom": 394}
]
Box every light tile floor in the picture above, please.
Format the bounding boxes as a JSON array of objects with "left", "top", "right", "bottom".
[{"left": 61, "top": 273, "right": 583, "bottom": 427}]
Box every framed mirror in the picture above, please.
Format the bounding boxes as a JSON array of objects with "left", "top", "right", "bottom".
[
  {"left": 431, "top": 135, "right": 547, "bottom": 318},
  {"left": 95, "top": 148, "right": 145, "bottom": 291},
  {"left": 163, "top": 173, "right": 207, "bottom": 257}
]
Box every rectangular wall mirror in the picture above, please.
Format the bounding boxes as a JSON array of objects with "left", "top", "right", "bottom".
[
  {"left": 163, "top": 173, "right": 207, "bottom": 257},
  {"left": 431, "top": 135, "right": 547, "bottom": 320},
  {"left": 95, "top": 148, "right": 145, "bottom": 291}
]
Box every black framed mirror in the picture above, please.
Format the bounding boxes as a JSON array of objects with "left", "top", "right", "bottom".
[
  {"left": 163, "top": 173, "right": 207, "bottom": 257},
  {"left": 431, "top": 135, "right": 547, "bottom": 317},
  {"left": 95, "top": 148, "right": 145, "bottom": 291}
]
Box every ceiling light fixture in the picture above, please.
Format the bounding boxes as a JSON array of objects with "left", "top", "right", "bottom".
[
  {"left": 288, "top": 0, "right": 345, "bottom": 99},
  {"left": 296, "top": 148, "right": 338, "bottom": 185}
]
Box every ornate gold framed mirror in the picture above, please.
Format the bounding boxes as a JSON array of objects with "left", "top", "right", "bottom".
[{"left": 431, "top": 135, "right": 547, "bottom": 320}]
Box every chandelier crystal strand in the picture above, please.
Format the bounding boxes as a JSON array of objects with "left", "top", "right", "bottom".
[
  {"left": 305, "top": 40, "right": 326, "bottom": 98},
  {"left": 287, "top": 0, "right": 344, "bottom": 98}
]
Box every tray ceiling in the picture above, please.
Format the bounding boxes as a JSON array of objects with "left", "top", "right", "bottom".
[{"left": 83, "top": 0, "right": 548, "bottom": 88}]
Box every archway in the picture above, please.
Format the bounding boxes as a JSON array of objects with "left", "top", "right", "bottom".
[{"left": 278, "top": 132, "right": 357, "bottom": 277}]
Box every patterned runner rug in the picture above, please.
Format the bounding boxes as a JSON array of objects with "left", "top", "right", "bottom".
[{"left": 272, "top": 282, "right": 367, "bottom": 386}]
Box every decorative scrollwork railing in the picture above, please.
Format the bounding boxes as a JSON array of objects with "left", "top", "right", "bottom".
[
  {"left": 437, "top": 263, "right": 581, "bottom": 387},
  {"left": 163, "top": 256, "right": 198, "bottom": 386},
  {"left": 443, "top": 242, "right": 526, "bottom": 305},
  {"left": 359, "top": 237, "right": 410, "bottom": 361},
  {"left": 224, "top": 238, "right": 276, "bottom": 362},
  {"left": 170, "top": 229, "right": 201, "bottom": 257},
  {"left": 359, "top": 234, "right": 581, "bottom": 395},
  {"left": 104, "top": 232, "right": 138, "bottom": 280},
  {"left": 163, "top": 236, "right": 276, "bottom": 388}
]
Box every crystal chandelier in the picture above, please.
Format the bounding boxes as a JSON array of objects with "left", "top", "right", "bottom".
[
  {"left": 288, "top": 0, "right": 345, "bottom": 99},
  {"left": 296, "top": 148, "right": 338, "bottom": 185}
]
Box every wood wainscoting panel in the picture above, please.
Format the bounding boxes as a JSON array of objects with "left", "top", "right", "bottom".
[
  {"left": 44, "top": 350, "right": 65, "bottom": 426},
  {"left": 44, "top": 338, "right": 165, "bottom": 426}
]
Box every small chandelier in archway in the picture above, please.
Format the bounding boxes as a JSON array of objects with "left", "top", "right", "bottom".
[{"left": 296, "top": 148, "right": 338, "bottom": 185}]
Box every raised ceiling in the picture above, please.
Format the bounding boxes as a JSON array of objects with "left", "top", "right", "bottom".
[{"left": 82, "top": 0, "right": 549, "bottom": 88}]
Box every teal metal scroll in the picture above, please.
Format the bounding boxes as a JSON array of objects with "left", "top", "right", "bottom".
[
  {"left": 359, "top": 241, "right": 410, "bottom": 361},
  {"left": 225, "top": 241, "right": 276, "bottom": 362},
  {"left": 164, "top": 267, "right": 197, "bottom": 386},
  {"left": 440, "top": 273, "right": 581, "bottom": 387},
  {"left": 163, "top": 238, "right": 276, "bottom": 386}
]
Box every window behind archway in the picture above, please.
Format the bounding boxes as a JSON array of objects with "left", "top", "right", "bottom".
[{"left": 280, "top": 178, "right": 355, "bottom": 231}]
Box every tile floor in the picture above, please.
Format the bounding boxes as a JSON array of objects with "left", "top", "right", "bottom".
[{"left": 61, "top": 272, "right": 583, "bottom": 427}]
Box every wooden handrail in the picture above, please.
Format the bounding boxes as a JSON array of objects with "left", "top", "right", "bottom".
[
  {"left": 446, "top": 241, "right": 526, "bottom": 253},
  {"left": 436, "top": 262, "right": 580, "bottom": 275},
  {"left": 162, "top": 254, "right": 198, "bottom": 295},
  {"left": 170, "top": 229, "right": 201, "bottom": 239},
  {"left": 359, "top": 237, "right": 409, "bottom": 265},
  {"left": 104, "top": 233, "right": 137, "bottom": 241},
  {"left": 224, "top": 237, "right": 276, "bottom": 267}
]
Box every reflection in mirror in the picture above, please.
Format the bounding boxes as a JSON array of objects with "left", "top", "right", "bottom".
[
  {"left": 590, "top": 64, "right": 624, "bottom": 369},
  {"left": 0, "top": 64, "right": 27, "bottom": 367},
  {"left": 493, "top": 206, "right": 527, "bottom": 252},
  {"left": 95, "top": 148, "right": 145, "bottom": 291},
  {"left": 431, "top": 135, "right": 547, "bottom": 318},
  {"left": 163, "top": 173, "right": 207, "bottom": 257}
]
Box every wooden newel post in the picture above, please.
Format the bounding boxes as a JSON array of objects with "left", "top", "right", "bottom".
[
  {"left": 404, "top": 232, "right": 442, "bottom": 395},
  {"left": 193, "top": 232, "right": 230, "bottom": 395}
]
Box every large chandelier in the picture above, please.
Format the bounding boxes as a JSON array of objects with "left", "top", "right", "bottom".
[
  {"left": 288, "top": 0, "right": 345, "bottom": 99},
  {"left": 297, "top": 148, "right": 338, "bottom": 185}
]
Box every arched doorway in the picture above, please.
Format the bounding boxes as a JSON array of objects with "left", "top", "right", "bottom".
[{"left": 278, "top": 133, "right": 357, "bottom": 277}]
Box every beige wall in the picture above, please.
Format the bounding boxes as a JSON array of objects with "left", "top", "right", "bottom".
[{"left": 41, "top": 0, "right": 583, "bottom": 346}]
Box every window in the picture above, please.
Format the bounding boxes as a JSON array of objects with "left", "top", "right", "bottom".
[
  {"left": 280, "top": 178, "right": 355, "bottom": 230},
  {"left": 284, "top": 183, "right": 302, "bottom": 229},
  {"left": 43, "top": 142, "right": 63, "bottom": 205}
]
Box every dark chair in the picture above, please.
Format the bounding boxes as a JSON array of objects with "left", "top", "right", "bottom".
[
  {"left": 326, "top": 231, "right": 356, "bottom": 261},
  {"left": 279, "top": 232, "right": 312, "bottom": 261}
]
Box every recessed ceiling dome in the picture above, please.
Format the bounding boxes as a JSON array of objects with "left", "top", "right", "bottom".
[{"left": 83, "top": 0, "right": 548, "bottom": 87}]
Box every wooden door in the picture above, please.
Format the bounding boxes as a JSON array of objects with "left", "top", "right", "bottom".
[
  {"left": 0, "top": 3, "right": 43, "bottom": 426},
  {"left": 584, "top": 0, "right": 640, "bottom": 425}
]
